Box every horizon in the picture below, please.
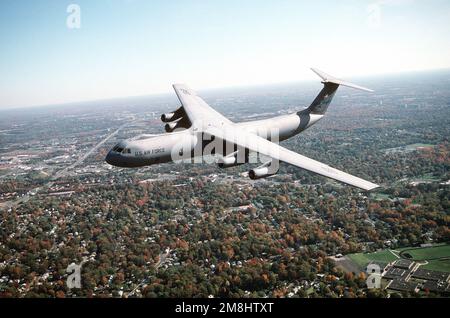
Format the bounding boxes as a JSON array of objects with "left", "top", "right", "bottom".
[{"left": 1, "top": 67, "right": 450, "bottom": 112}]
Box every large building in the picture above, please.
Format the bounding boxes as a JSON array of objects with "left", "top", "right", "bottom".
[{"left": 382, "top": 260, "right": 450, "bottom": 295}]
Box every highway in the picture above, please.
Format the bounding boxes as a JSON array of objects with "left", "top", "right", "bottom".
[
  {"left": 52, "top": 121, "right": 132, "bottom": 179},
  {"left": 0, "top": 120, "right": 133, "bottom": 210}
]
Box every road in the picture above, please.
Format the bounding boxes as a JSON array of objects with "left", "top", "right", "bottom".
[
  {"left": 0, "top": 121, "right": 133, "bottom": 210},
  {"left": 155, "top": 248, "right": 171, "bottom": 269},
  {"left": 52, "top": 121, "right": 132, "bottom": 179},
  {"left": 127, "top": 248, "right": 171, "bottom": 297}
]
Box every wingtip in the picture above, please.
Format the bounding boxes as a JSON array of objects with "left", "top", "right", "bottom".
[
  {"left": 365, "top": 183, "right": 380, "bottom": 191},
  {"left": 362, "top": 87, "right": 375, "bottom": 93}
]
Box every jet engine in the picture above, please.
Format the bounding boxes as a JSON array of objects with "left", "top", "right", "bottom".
[
  {"left": 161, "top": 112, "right": 175, "bottom": 122},
  {"left": 164, "top": 121, "right": 178, "bottom": 132},
  {"left": 248, "top": 160, "right": 278, "bottom": 179},
  {"left": 164, "top": 117, "right": 191, "bottom": 132},
  {"left": 217, "top": 151, "right": 249, "bottom": 168},
  {"left": 161, "top": 107, "right": 184, "bottom": 123},
  {"left": 218, "top": 155, "right": 247, "bottom": 168}
]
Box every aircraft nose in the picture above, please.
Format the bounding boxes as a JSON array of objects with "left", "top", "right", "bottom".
[{"left": 105, "top": 150, "right": 120, "bottom": 166}]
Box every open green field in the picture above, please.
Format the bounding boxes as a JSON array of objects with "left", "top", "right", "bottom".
[
  {"left": 399, "top": 244, "right": 450, "bottom": 261},
  {"left": 347, "top": 250, "right": 398, "bottom": 270},
  {"left": 346, "top": 244, "right": 450, "bottom": 273},
  {"left": 421, "top": 259, "right": 450, "bottom": 272}
]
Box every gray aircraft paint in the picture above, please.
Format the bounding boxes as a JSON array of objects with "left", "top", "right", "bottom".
[
  {"left": 104, "top": 68, "right": 379, "bottom": 191},
  {"left": 307, "top": 82, "right": 339, "bottom": 115},
  {"left": 106, "top": 101, "right": 324, "bottom": 168}
]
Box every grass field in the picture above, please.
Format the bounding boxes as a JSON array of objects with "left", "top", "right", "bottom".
[
  {"left": 347, "top": 250, "right": 399, "bottom": 270},
  {"left": 346, "top": 244, "right": 450, "bottom": 273},
  {"left": 399, "top": 244, "right": 450, "bottom": 261},
  {"left": 421, "top": 259, "right": 450, "bottom": 272}
]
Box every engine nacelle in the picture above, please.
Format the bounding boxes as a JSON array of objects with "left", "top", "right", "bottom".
[
  {"left": 218, "top": 155, "right": 236, "bottom": 167},
  {"left": 164, "top": 117, "right": 190, "bottom": 132},
  {"left": 248, "top": 166, "right": 277, "bottom": 180},
  {"left": 218, "top": 156, "right": 246, "bottom": 168},
  {"left": 217, "top": 150, "right": 249, "bottom": 168},
  {"left": 164, "top": 121, "right": 178, "bottom": 132},
  {"left": 161, "top": 112, "right": 175, "bottom": 122},
  {"left": 161, "top": 107, "right": 184, "bottom": 123}
]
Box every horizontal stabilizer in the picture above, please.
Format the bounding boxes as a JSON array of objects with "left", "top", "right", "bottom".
[{"left": 311, "top": 68, "right": 374, "bottom": 92}]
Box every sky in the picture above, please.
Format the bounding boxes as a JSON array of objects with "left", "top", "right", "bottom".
[{"left": 1, "top": 0, "right": 450, "bottom": 108}]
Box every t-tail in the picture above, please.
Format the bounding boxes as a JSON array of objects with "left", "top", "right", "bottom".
[{"left": 305, "top": 68, "right": 374, "bottom": 115}]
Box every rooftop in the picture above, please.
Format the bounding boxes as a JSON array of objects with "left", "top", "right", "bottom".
[{"left": 393, "top": 259, "right": 414, "bottom": 269}]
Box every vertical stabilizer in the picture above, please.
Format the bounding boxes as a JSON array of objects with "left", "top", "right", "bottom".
[{"left": 305, "top": 68, "right": 374, "bottom": 115}]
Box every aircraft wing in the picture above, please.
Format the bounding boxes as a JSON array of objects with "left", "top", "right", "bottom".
[
  {"left": 204, "top": 125, "right": 379, "bottom": 191},
  {"left": 172, "top": 83, "right": 378, "bottom": 190},
  {"left": 173, "top": 84, "right": 232, "bottom": 125}
]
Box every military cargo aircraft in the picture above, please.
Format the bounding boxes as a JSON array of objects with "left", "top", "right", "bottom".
[{"left": 106, "top": 68, "right": 379, "bottom": 190}]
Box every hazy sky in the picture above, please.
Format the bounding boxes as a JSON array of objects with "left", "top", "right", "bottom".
[{"left": 1, "top": 0, "right": 450, "bottom": 108}]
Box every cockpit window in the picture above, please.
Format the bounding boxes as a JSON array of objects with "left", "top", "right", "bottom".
[{"left": 112, "top": 144, "right": 130, "bottom": 153}]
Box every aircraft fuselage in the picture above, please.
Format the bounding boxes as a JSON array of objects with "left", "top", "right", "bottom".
[{"left": 105, "top": 111, "right": 323, "bottom": 168}]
